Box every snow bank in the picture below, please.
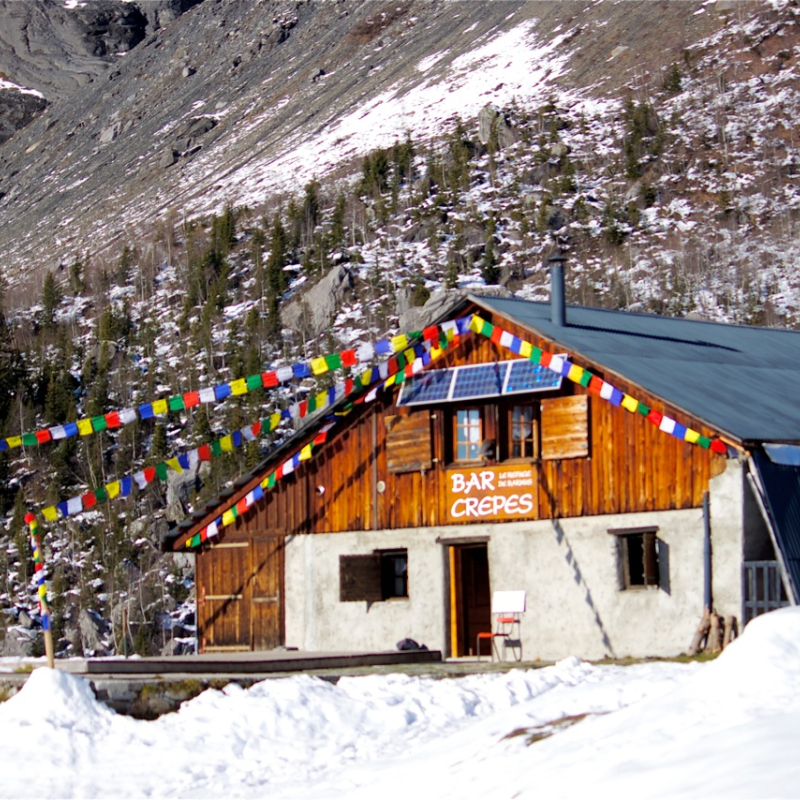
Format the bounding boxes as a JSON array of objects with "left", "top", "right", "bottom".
[{"left": 0, "top": 609, "right": 798, "bottom": 798}]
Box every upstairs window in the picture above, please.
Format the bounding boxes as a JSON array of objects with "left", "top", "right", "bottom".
[
  {"left": 508, "top": 404, "right": 540, "bottom": 460},
  {"left": 454, "top": 408, "right": 483, "bottom": 462}
]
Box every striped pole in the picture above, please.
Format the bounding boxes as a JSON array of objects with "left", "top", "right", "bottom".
[{"left": 24, "top": 512, "right": 54, "bottom": 669}]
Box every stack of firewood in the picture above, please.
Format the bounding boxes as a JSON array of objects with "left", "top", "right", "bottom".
[{"left": 688, "top": 608, "right": 738, "bottom": 655}]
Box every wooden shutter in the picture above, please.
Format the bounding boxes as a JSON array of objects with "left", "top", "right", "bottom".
[
  {"left": 339, "top": 554, "right": 382, "bottom": 602},
  {"left": 385, "top": 410, "right": 432, "bottom": 473},
  {"left": 541, "top": 395, "right": 589, "bottom": 460}
]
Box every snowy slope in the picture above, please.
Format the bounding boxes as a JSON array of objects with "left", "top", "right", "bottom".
[{"left": 0, "top": 607, "right": 798, "bottom": 799}]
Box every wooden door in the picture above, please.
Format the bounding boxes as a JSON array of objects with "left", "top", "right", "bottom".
[
  {"left": 449, "top": 543, "right": 491, "bottom": 657},
  {"left": 250, "top": 536, "right": 284, "bottom": 650},
  {"left": 197, "top": 541, "right": 250, "bottom": 652}
]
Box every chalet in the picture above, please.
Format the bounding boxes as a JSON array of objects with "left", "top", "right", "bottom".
[{"left": 165, "top": 270, "right": 800, "bottom": 660}]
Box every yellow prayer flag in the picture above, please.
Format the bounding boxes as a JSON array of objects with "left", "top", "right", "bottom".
[
  {"left": 519, "top": 341, "right": 533, "bottom": 358},
  {"left": 311, "top": 357, "right": 329, "bottom": 376},
  {"left": 685, "top": 428, "right": 701, "bottom": 444},
  {"left": 220, "top": 435, "right": 234, "bottom": 452},
  {"left": 269, "top": 413, "right": 282, "bottom": 431},
  {"left": 222, "top": 509, "right": 235, "bottom": 526},
  {"left": 230, "top": 378, "right": 247, "bottom": 396},
  {"left": 621, "top": 394, "right": 639, "bottom": 413},
  {"left": 106, "top": 481, "right": 121, "bottom": 499},
  {"left": 152, "top": 399, "right": 169, "bottom": 415},
  {"left": 567, "top": 364, "right": 585, "bottom": 384},
  {"left": 430, "top": 346, "right": 442, "bottom": 359},
  {"left": 299, "top": 444, "right": 312, "bottom": 461},
  {"left": 6, "top": 436, "right": 21, "bottom": 449},
  {"left": 404, "top": 347, "right": 416, "bottom": 364},
  {"left": 315, "top": 391, "right": 327, "bottom": 409},
  {"left": 38, "top": 585, "right": 47, "bottom": 599},
  {"left": 468, "top": 316, "right": 484, "bottom": 334},
  {"left": 385, "top": 374, "right": 397, "bottom": 387},
  {"left": 391, "top": 334, "right": 408, "bottom": 352},
  {"left": 167, "top": 457, "right": 183, "bottom": 473},
  {"left": 42, "top": 506, "right": 58, "bottom": 522},
  {"left": 77, "top": 419, "right": 94, "bottom": 436}
]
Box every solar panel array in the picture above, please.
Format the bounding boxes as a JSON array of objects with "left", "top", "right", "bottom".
[{"left": 397, "top": 359, "right": 563, "bottom": 406}]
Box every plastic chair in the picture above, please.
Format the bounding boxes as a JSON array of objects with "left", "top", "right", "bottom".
[{"left": 476, "top": 590, "right": 526, "bottom": 662}]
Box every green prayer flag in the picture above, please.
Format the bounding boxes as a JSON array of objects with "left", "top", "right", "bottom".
[
  {"left": 529, "top": 347, "right": 543, "bottom": 365},
  {"left": 637, "top": 403, "right": 650, "bottom": 416},
  {"left": 91, "top": 415, "right": 108, "bottom": 432},
  {"left": 325, "top": 353, "right": 342, "bottom": 371},
  {"left": 579, "top": 371, "right": 592, "bottom": 388},
  {"left": 211, "top": 440, "right": 223, "bottom": 457},
  {"left": 169, "top": 395, "right": 185, "bottom": 411},
  {"left": 307, "top": 395, "right": 317, "bottom": 413},
  {"left": 267, "top": 473, "right": 276, "bottom": 488},
  {"left": 155, "top": 462, "right": 168, "bottom": 481},
  {"left": 94, "top": 487, "right": 108, "bottom": 503},
  {"left": 246, "top": 374, "right": 262, "bottom": 391},
  {"left": 22, "top": 432, "right": 38, "bottom": 447},
  {"left": 697, "top": 435, "right": 711, "bottom": 449}
]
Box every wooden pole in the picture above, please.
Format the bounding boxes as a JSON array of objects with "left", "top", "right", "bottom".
[{"left": 24, "top": 513, "right": 55, "bottom": 669}]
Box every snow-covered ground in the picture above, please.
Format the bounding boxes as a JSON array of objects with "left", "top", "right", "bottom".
[{"left": 0, "top": 607, "right": 798, "bottom": 799}]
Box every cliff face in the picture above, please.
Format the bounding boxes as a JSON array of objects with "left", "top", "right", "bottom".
[{"left": 0, "top": 0, "right": 727, "bottom": 289}]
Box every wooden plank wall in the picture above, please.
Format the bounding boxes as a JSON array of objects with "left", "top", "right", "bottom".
[{"left": 193, "top": 306, "right": 724, "bottom": 544}]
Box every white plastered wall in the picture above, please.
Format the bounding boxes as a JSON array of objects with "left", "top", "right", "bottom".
[{"left": 285, "top": 461, "right": 745, "bottom": 659}]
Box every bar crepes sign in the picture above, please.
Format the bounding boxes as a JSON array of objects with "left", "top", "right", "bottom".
[{"left": 445, "top": 465, "right": 536, "bottom": 522}]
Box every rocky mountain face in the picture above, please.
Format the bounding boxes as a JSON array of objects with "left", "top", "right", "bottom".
[
  {"left": 0, "top": 0, "right": 726, "bottom": 288},
  {"left": 3, "top": 0, "right": 800, "bottom": 657}
]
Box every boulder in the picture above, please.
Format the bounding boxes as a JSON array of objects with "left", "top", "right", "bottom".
[
  {"left": 281, "top": 265, "right": 354, "bottom": 338},
  {"left": 398, "top": 289, "right": 466, "bottom": 333},
  {"left": 79, "top": 608, "right": 109, "bottom": 656},
  {"left": 478, "top": 104, "right": 515, "bottom": 150}
]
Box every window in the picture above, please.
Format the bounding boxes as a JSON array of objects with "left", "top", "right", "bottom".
[
  {"left": 339, "top": 549, "right": 409, "bottom": 601},
  {"left": 508, "top": 404, "right": 539, "bottom": 460},
  {"left": 380, "top": 550, "right": 408, "bottom": 599},
  {"left": 454, "top": 408, "right": 483, "bottom": 462},
  {"left": 610, "top": 527, "right": 660, "bottom": 589}
]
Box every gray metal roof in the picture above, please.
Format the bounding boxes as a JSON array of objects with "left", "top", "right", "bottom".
[{"left": 471, "top": 295, "right": 800, "bottom": 443}]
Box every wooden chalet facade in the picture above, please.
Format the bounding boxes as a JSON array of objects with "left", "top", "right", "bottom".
[{"left": 167, "top": 290, "right": 799, "bottom": 660}]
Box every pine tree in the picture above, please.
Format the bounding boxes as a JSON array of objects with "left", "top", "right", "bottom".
[{"left": 40, "top": 271, "right": 62, "bottom": 328}]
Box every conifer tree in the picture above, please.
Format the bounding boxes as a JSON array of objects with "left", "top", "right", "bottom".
[{"left": 40, "top": 271, "right": 61, "bottom": 329}]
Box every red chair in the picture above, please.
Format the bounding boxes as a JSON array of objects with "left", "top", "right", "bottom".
[{"left": 477, "top": 590, "right": 526, "bottom": 662}]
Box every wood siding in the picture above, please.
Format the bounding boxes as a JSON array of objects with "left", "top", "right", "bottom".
[{"left": 181, "top": 312, "right": 721, "bottom": 544}]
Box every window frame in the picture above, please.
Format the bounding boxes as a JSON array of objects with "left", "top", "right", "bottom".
[
  {"left": 339, "top": 549, "right": 409, "bottom": 602},
  {"left": 609, "top": 526, "right": 660, "bottom": 590},
  {"left": 501, "top": 400, "right": 541, "bottom": 462}
]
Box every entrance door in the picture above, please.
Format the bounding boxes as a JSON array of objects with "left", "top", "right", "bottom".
[
  {"left": 250, "top": 536, "right": 284, "bottom": 650},
  {"left": 449, "top": 543, "right": 491, "bottom": 657}
]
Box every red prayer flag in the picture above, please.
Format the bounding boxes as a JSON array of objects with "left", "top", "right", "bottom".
[
  {"left": 184, "top": 391, "right": 200, "bottom": 408},
  {"left": 82, "top": 491, "right": 97, "bottom": 509},
  {"left": 236, "top": 498, "right": 248, "bottom": 514},
  {"left": 262, "top": 371, "right": 279, "bottom": 388},
  {"left": 105, "top": 411, "right": 121, "bottom": 428},
  {"left": 710, "top": 439, "right": 727, "bottom": 455},
  {"left": 387, "top": 356, "right": 398, "bottom": 375},
  {"left": 540, "top": 351, "right": 552, "bottom": 367},
  {"left": 198, "top": 444, "right": 212, "bottom": 462},
  {"left": 341, "top": 349, "right": 357, "bottom": 367},
  {"left": 299, "top": 400, "right": 308, "bottom": 418},
  {"left": 252, "top": 420, "right": 262, "bottom": 437},
  {"left": 143, "top": 466, "right": 156, "bottom": 483},
  {"left": 422, "top": 325, "right": 439, "bottom": 342},
  {"left": 490, "top": 326, "right": 504, "bottom": 344},
  {"left": 588, "top": 376, "right": 604, "bottom": 395},
  {"left": 35, "top": 429, "right": 52, "bottom": 444},
  {"left": 646, "top": 409, "right": 664, "bottom": 427}
]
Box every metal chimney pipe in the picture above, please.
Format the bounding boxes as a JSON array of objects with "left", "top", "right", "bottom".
[{"left": 548, "top": 252, "right": 567, "bottom": 327}]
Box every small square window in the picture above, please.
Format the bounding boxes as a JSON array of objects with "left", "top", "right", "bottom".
[
  {"left": 339, "top": 549, "right": 408, "bottom": 601},
  {"left": 609, "top": 527, "right": 660, "bottom": 590}
]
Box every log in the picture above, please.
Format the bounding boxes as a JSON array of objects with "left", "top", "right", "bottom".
[
  {"left": 706, "top": 612, "right": 722, "bottom": 653},
  {"left": 688, "top": 607, "right": 711, "bottom": 655},
  {"left": 722, "top": 615, "right": 738, "bottom": 649}
]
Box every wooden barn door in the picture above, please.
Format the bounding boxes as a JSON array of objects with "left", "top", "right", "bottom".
[
  {"left": 198, "top": 541, "right": 250, "bottom": 652},
  {"left": 250, "top": 536, "right": 284, "bottom": 651}
]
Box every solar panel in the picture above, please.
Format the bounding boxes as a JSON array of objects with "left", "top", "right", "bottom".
[
  {"left": 397, "top": 368, "right": 453, "bottom": 405},
  {"left": 505, "top": 360, "right": 563, "bottom": 394},
  {"left": 451, "top": 363, "right": 507, "bottom": 400},
  {"left": 397, "top": 358, "right": 565, "bottom": 406}
]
